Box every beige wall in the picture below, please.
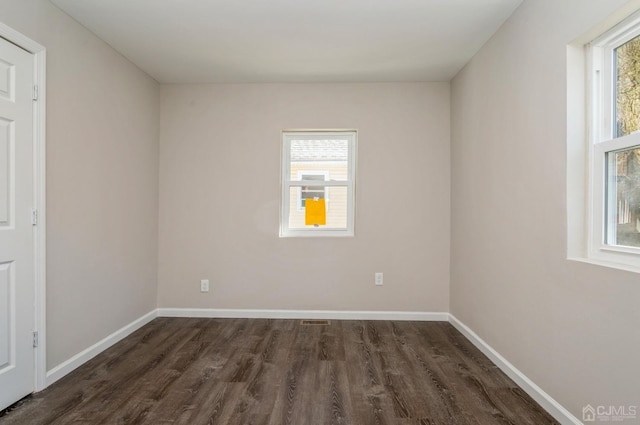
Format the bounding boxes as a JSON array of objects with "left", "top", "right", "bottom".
[
  {"left": 451, "top": 0, "right": 640, "bottom": 417},
  {"left": 7, "top": 2, "right": 637, "bottom": 417},
  {"left": 158, "top": 83, "right": 450, "bottom": 312},
  {"left": 0, "top": 0, "right": 160, "bottom": 369}
]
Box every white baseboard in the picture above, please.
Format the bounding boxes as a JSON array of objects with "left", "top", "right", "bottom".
[
  {"left": 45, "top": 309, "right": 158, "bottom": 386},
  {"left": 448, "top": 315, "right": 582, "bottom": 425},
  {"left": 41, "top": 308, "right": 578, "bottom": 425},
  {"left": 158, "top": 308, "right": 449, "bottom": 322}
]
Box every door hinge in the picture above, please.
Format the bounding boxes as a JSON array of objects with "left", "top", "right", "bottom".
[
  {"left": 31, "top": 208, "right": 38, "bottom": 225},
  {"left": 33, "top": 331, "right": 38, "bottom": 348},
  {"left": 33, "top": 85, "right": 38, "bottom": 101}
]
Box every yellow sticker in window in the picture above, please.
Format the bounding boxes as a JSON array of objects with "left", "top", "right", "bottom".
[{"left": 305, "top": 198, "right": 326, "bottom": 226}]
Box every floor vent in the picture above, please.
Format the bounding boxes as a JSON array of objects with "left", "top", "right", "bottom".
[{"left": 300, "top": 320, "right": 330, "bottom": 326}]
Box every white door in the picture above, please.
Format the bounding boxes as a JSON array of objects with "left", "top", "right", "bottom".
[{"left": 0, "top": 36, "right": 35, "bottom": 410}]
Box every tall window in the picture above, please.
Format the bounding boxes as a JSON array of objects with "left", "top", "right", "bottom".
[
  {"left": 280, "top": 131, "right": 356, "bottom": 237},
  {"left": 590, "top": 12, "right": 640, "bottom": 265}
]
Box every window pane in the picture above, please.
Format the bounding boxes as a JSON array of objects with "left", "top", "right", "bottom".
[
  {"left": 606, "top": 146, "right": 640, "bottom": 247},
  {"left": 615, "top": 35, "right": 640, "bottom": 137},
  {"left": 288, "top": 186, "right": 348, "bottom": 230},
  {"left": 281, "top": 131, "right": 355, "bottom": 237},
  {"left": 290, "top": 140, "right": 349, "bottom": 181}
]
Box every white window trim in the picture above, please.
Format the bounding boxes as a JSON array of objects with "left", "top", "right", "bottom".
[
  {"left": 280, "top": 130, "right": 356, "bottom": 238},
  {"left": 587, "top": 10, "right": 640, "bottom": 269}
]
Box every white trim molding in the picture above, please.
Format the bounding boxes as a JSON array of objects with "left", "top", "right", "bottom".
[
  {"left": 45, "top": 310, "right": 158, "bottom": 386},
  {"left": 41, "top": 308, "right": 578, "bottom": 425},
  {"left": 0, "top": 21, "right": 47, "bottom": 392},
  {"left": 44, "top": 308, "right": 445, "bottom": 386},
  {"left": 448, "top": 315, "right": 582, "bottom": 425},
  {"left": 158, "top": 308, "right": 449, "bottom": 322}
]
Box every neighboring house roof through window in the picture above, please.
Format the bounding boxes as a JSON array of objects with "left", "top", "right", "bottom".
[{"left": 291, "top": 140, "right": 348, "bottom": 161}]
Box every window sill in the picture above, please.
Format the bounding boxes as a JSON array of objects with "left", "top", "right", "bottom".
[
  {"left": 567, "top": 256, "right": 640, "bottom": 274},
  {"left": 279, "top": 231, "right": 355, "bottom": 238}
]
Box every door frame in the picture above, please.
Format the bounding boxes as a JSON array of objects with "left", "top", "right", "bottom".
[{"left": 0, "top": 22, "right": 47, "bottom": 392}]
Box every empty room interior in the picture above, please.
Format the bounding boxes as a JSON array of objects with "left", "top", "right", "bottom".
[{"left": 1, "top": 0, "right": 640, "bottom": 424}]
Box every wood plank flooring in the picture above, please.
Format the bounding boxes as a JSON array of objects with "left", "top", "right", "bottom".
[{"left": 0, "top": 318, "right": 559, "bottom": 425}]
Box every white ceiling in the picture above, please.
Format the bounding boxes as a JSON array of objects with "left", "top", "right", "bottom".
[{"left": 50, "top": 0, "right": 522, "bottom": 83}]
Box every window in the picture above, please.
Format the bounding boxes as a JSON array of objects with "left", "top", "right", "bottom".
[
  {"left": 280, "top": 131, "right": 356, "bottom": 237},
  {"left": 589, "top": 12, "right": 640, "bottom": 266}
]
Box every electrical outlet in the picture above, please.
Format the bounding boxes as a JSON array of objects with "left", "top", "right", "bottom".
[
  {"left": 375, "top": 272, "right": 383, "bottom": 286},
  {"left": 200, "top": 279, "right": 210, "bottom": 293}
]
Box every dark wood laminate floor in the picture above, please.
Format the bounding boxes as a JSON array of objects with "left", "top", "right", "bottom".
[{"left": 0, "top": 318, "right": 559, "bottom": 425}]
